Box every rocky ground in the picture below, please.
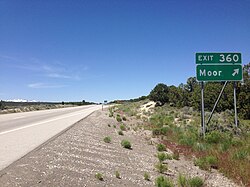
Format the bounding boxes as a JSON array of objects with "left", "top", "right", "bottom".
[{"left": 0, "top": 109, "right": 241, "bottom": 186}]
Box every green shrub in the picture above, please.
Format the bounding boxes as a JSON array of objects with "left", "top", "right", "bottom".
[
  {"left": 194, "top": 157, "right": 210, "bottom": 171},
  {"left": 231, "top": 137, "right": 243, "bottom": 147},
  {"left": 206, "top": 156, "right": 218, "bottom": 168},
  {"left": 121, "top": 140, "right": 132, "bottom": 149},
  {"left": 194, "top": 155, "right": 218, "bottom": 170},
  {"left": 122, "top": 116, "right": 127, "bottom": 121},
  {"left": 116, "top": 114, "right": 122, "bottom": 122},
  {"left": 144, "top": 172, "right": 150, "bottom": 181},
  {"left": 157, "top": 152, "right": 172, "bottom": 161},
  {"left": 155, "top": 162, "right": 168, "bottom": 173},
  {"left": 178, "top": 174, "right": 188, "bottom": 187},
  {"left": 103, "top": 136, "right": 111, "bottom": 143},
  {"left": 118, "top": 130, "right": 124, "bottom": 136},
  {"left": 188, "top": 176, "right": 204, "bottom": 187},
  {"left": 120, "top": 124, "right": 126, "bottom": 131},
  {"left": 155, "top": 176, "right": 174, "bottom": 187},
  {"left": 115, "top": 171, "right": 121, "bottom": 179},
  {"left": 205, "top": 131, "right": 221, "bottom": 144},
  {"left": 95, "top": 173, "right": 104, "bottom": 181},
  {"left": 233, "top": 149, "right": 249, "bottom": 160},
  {"left": 113, "top": 125, "right": 116, "bottom": 128},
  {"left": 179, "top": 134, "right": 196, "bottom": 146},
  {"left": 165, "top": 153, "right": 173, "bottom": 160},
  {"left": 194, "top": 143, "right": 210, "bottom": 151},
  {"left": 157, "top": 144, "right": 166, "bottom": 152},
  {"left": 219, "top": 142, "right": 230, "bottom": 152},
  {"left": 157, "top": 152, "right": 167, "bottom": 162},
  {"left": 160, "top": 127, "right": 169, "bottom": 135}
]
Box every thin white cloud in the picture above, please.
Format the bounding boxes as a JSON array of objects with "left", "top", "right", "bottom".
[
  {"left": 1, "top": 54, "right": 88, "bottom": 81},
  {"left": 46, "top": 73, "right": 72, "bottom": 79},
  {"left": 0, "top": 54, "right": 20, "bottom": 61},
  {"left": 28, "top": 83, "right": 66, "bottom": 89}
]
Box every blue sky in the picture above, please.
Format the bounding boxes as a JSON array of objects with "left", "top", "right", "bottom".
[{"left": 0, "top": 0, "right": 250, "bottom": 102}]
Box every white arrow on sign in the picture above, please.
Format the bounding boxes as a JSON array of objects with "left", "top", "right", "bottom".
[{"left": 232, "top": 69, "right": 239, "bottom": 76}]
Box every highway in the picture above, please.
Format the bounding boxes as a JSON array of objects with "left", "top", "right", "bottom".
[{"left": 0, "top": 105, "right": 102, "bottom": 170}]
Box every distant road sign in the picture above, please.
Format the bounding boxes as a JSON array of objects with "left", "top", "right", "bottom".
[
  {"left": 196, "top": 64, "right": 243, "bottom": 81},
  {"left": 196, "top": 53, "right": 241, "bottom": 64}
]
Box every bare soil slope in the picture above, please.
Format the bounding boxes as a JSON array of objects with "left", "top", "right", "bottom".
[{"left": 0, "top": 110, "right": 158, "bottom": 187}]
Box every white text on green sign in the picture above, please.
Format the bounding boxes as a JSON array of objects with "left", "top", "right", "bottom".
[
  {"left": 196, "top": 64, "right": 243, "bottom": 81},
  {"left": 196, "top": 53, "right": 241, "bottom": 64}
]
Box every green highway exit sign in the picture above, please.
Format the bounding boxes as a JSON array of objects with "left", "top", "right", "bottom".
[
  {"left": 196, "top": 64, "right": 243, "bottom": 81},
  {"left": 196, "top": 53, "right": 241, "bottom": 64}
]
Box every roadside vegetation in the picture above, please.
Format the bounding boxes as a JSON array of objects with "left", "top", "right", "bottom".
[
  {"left": 114, "top": 101, "right": 250, "bottom": 186},
  {"left": 109, "top": 63, "right": 250, "bottom": 186},
  {"left": 95, "top": 173, "right": 104, "bottom": 181}
]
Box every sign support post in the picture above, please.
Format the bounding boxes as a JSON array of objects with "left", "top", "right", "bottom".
[
  {"left": 234, "top": 82, "right": 238, "bottom": 128},
  {"left": 201, "top": 81, "right": 205, "bottom": 138}
]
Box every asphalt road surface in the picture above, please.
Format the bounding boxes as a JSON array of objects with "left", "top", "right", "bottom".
[{"left": 0, "top": 105, "right": 102, "bottom": 170}]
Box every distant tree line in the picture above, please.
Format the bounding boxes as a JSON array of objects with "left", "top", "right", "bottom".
[
  {"left": 61, "top": 100, "right": 95, "bottom": 106},
  {"left": 0, "top": 100, "right": 95, "bottom": 110},
  {"left": 149, "top": 63, "right": 250, "bottom": 120}
]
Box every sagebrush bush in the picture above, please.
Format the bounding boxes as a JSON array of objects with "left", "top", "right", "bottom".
[
  {"left": 116, "top": 114, "right": 122, "bottom": 122},
  {"left": 206, "top": 156, "right": 218, "bottom": 168},
  {"left": 157, "top": 152, "right": 167, "bottom": 162},
  {"left": 188, "top": 176, "right": 204, "bottom": 187},
  {"left": 144, "top": 172, "right": 150, "bottom": 181},
  {"left": 194, "top": 155, "right": 218, "bottom": 170},
  {"left": 157, "top": 144, "right": 166, "bottom": 152},
  {"left": 152, "top": 127, "right": 169, "bottom": 136},
  {"left": 194, "top": 157, "right": 210, "bottom": 171},
  {"left": 155, "top": 176, "right": 174, "bottom": 187},
  {"left": 231, "top": 137, "right": 243, "bottom": 147},
  {"left": 115, "top": 171, "right": 121, "bottom": 179},
  {"left": 118, "top": 130, "right": 124, "bottom": 136},
  {"left": 103, "top": 136, "right": 111, "bottom": 143},
  {"left": 178, "top": 133, "right": 196, "bottom": 146},
  {"left": 178, "top": 174, "right": 188, "bottom": 187},
  {"left": 120, "top": 124, "right": 126, "bottom": 131},
  {"left": 233, "top": 149, "right": 249, "bottom": 160},
  {"left": 205, "top": 131, "right": 221, "bottom": 144},
  {"left": 121, "top": 140, "right": 132, "bottom": 149},
  {"left": 95, "top": 173, "right": 104, "bottom": 181},
  {"left": 155, "top": 162, "right": 168, "bottom": 173},
  {"left": 194, "top": 142, "right": 210, "bottom": 151}
]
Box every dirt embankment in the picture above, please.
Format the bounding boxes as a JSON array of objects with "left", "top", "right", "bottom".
[{"left": 0, "top": 109, "right": 240, "bottom": 186}]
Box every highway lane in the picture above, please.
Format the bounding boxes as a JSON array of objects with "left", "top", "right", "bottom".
[
  {"left": 0, "top": 105, "right": 96, "bottom": 134},
  {"left": 0, "top": 105, "right": 102, "bottom": 170}
]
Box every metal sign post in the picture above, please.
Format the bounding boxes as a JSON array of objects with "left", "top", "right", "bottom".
[
  {"left": 201, "top": 81, "right": 205, "bottom": 138},
  {"left": 234, "top": 82, "right": 238, "bottom": 128}
]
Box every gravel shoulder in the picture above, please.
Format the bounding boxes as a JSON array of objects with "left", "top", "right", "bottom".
[{"left": 0, "top": 109, "right": 240, "bottom": 186}]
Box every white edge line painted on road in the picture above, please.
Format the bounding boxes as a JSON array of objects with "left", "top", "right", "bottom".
[
  {"left": 0, "top": 109, "right": 93, "bottom": 136},
  {"left": 12, "top": 116, "right": 26, "bottom": 120}
]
